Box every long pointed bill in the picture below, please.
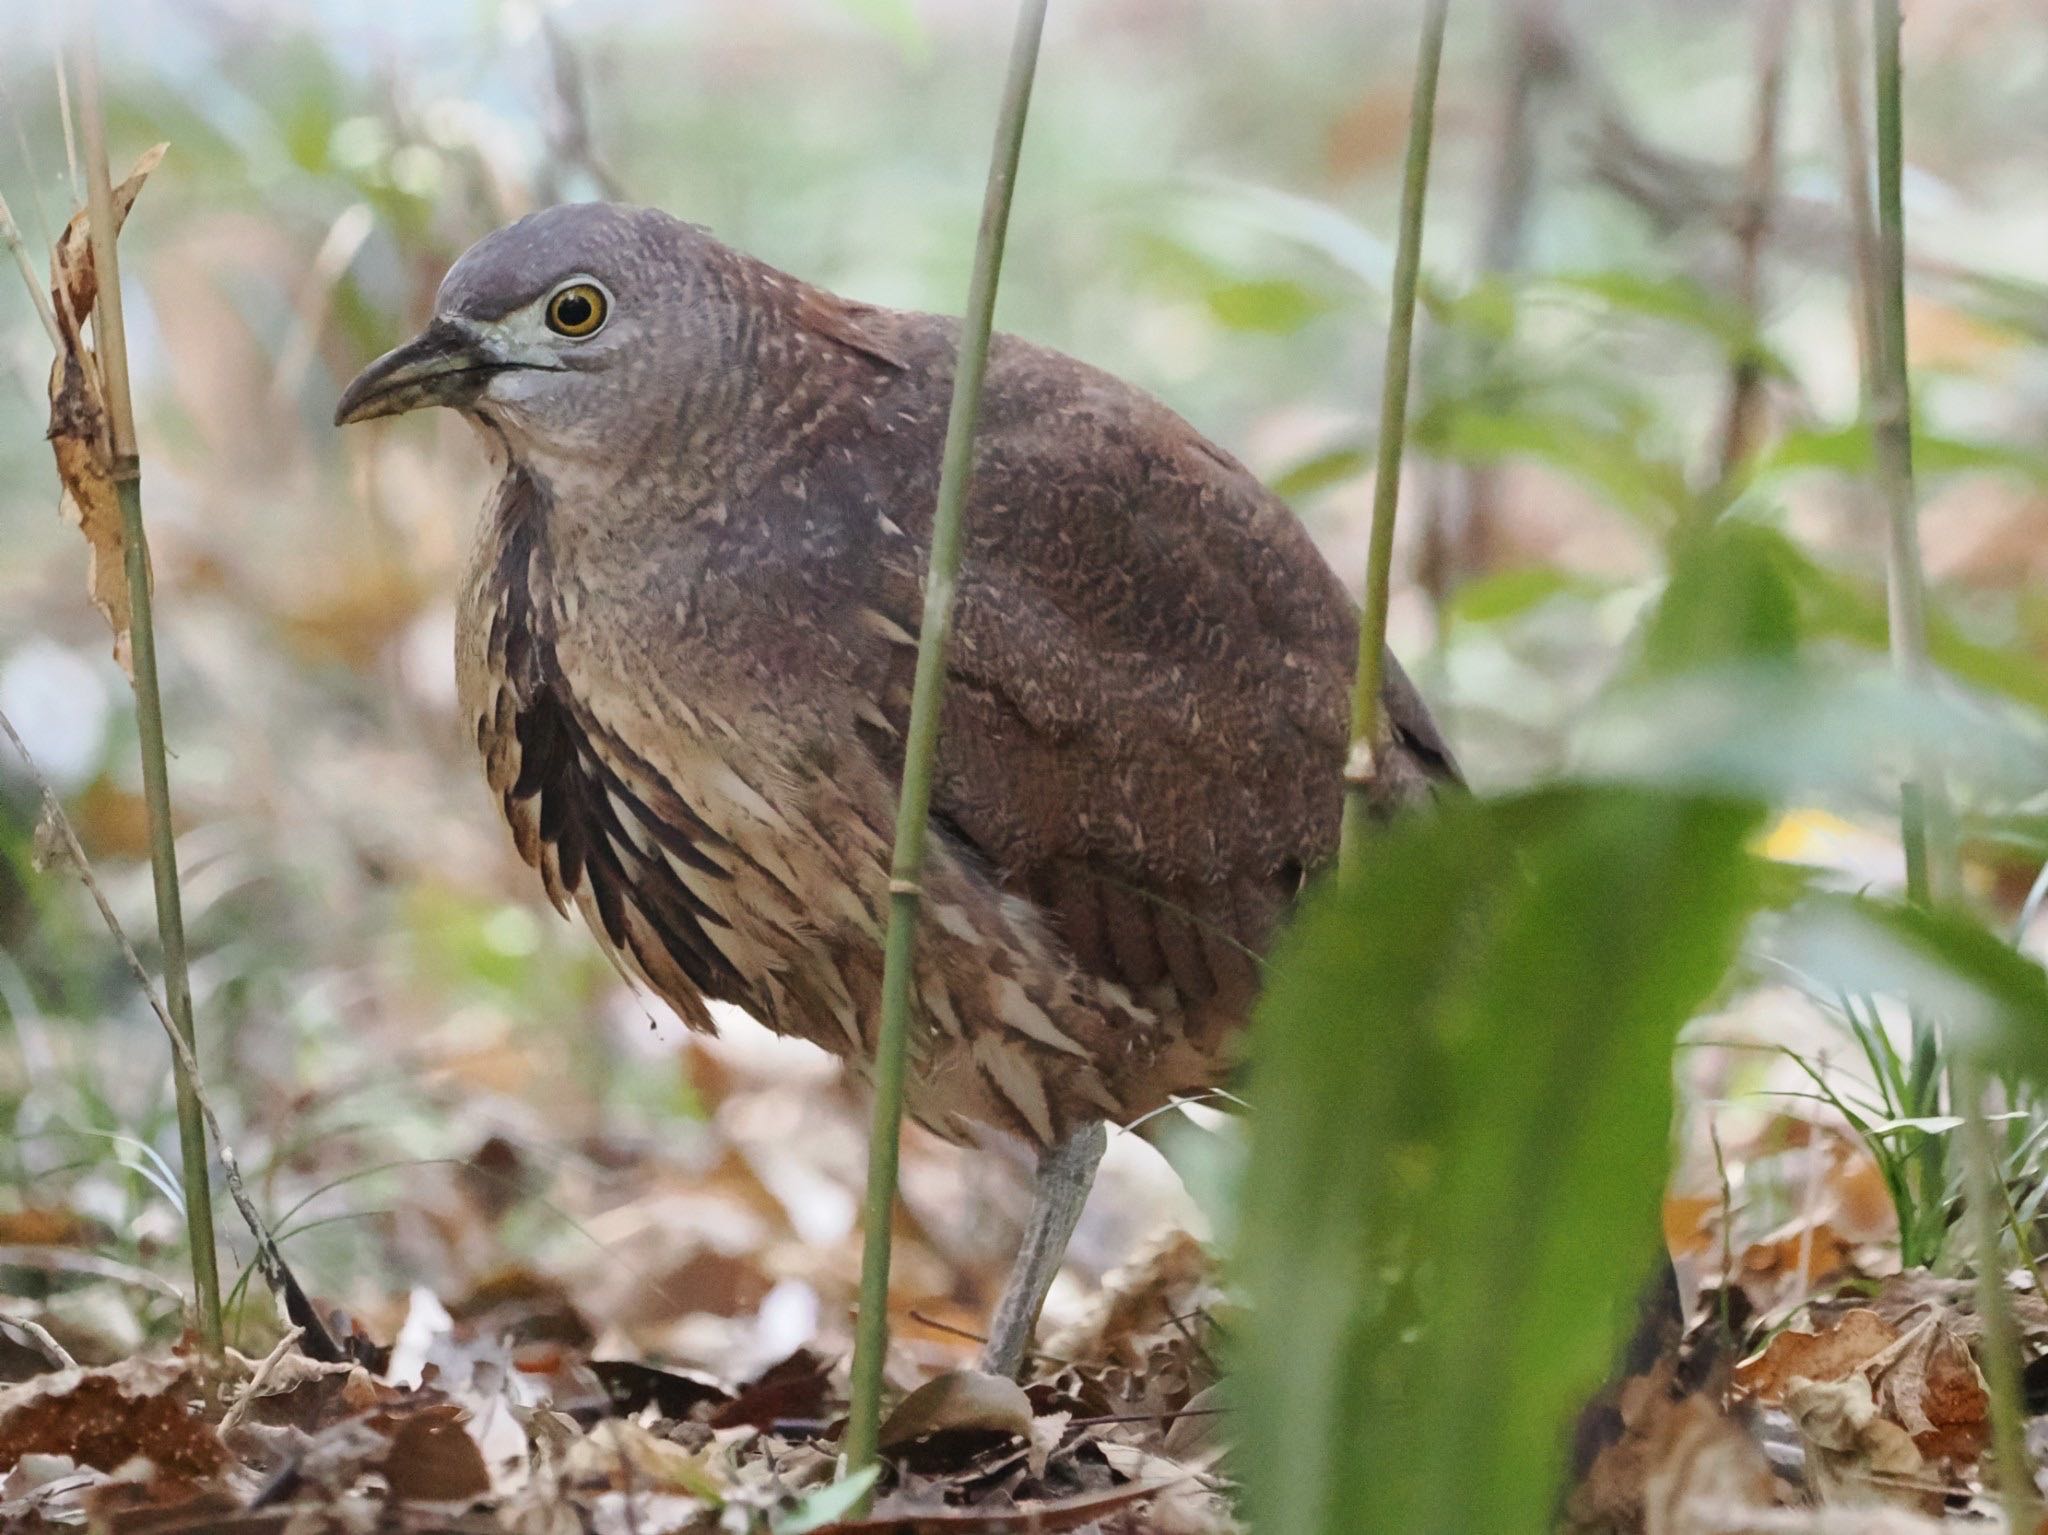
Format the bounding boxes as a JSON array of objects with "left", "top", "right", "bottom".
[{"left": 333, "top": 319, "right": 508, "bottom": 426}]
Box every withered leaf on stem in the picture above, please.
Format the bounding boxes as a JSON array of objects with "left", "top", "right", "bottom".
[{"left": 43, "top": 142, "right": 167, "bottom": 677}]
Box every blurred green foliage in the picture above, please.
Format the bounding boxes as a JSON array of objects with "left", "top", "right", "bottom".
[{"left": 1239, "top": 785, "right": 1768, "bottom": 1533}]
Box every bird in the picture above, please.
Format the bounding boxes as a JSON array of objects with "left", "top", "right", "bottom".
[{"left": 335, "top": 201, "right": 1459, "bottom": 1378}]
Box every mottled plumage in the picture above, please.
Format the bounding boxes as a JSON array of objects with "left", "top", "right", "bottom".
[{"left": 337, "top": 201, "right": 1456, "bottom": 1366}]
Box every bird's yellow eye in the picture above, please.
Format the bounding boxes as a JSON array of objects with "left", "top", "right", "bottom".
[{"left": 545, "top": 282, "right": 608, "bottom": 338}]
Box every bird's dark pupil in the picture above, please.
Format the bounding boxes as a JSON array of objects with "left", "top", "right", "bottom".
[{"left": 556, "top": 293, "right": 592, "bottom": 328}]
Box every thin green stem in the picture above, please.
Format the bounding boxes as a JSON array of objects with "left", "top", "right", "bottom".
[
  {"left": 1866, "top": 0, "right": 1949, "bottom": 904},
  {"left": 1866, "top": 0, "right": 2031, "bottom": 1517},
  {"left": 841, "top": 0, "right": 1049, "bottom": 1484},
  {"left": 75, "top": 29, "right": 223, "bottom": 1357},
  {"left": 1958, "top": 1059, "right": 2035, "bottom": 1526},
  {"left": 1338, "top": 0, "right": 1449, "bottom": 880}
]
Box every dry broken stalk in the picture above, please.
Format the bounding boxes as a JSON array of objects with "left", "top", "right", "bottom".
[
  {"left": 59, "top": 32, "right": 224, "bottom": 1357},
  {"left": 0, "top": 189, "right": 62, "bottom": 349}
]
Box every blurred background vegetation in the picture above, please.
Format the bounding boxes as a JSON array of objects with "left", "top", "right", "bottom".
[{"left": 3, "top": 0, "right": 2048, "bottom": 1436}]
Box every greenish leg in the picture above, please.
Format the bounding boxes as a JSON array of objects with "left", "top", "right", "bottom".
[{"left": 980, "top": 1119, "right": 1108, "bottom": 1379}]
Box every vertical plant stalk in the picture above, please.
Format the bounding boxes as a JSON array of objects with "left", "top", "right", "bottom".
[
  {"left": 1338, "top": 0, "right": 1450, "bottom": 880},
  {"left": 75, "top": 31, "right": 224, "bottom": 1357},
  {"left": 1710, "top": 0, "right": 1795, "bottom": 489},
  {"left": 1418, "top": 0, "right": 1557, "bottom": 609},
  {"left": 1866, "top": 0, "right": 1947, "bottom": 908},
  {"left": 842, "top": 0, "right": 1049, "bottom": 1481},
  {"left": 1828, "top": 0, "right": 1883, "bottom": 401},
  {"left": 1832, "top": 0, "right": 1945, "bottom": 1273},
  {"left": 1863, "top": 1, "right": 2031, "bottom": 1517}
]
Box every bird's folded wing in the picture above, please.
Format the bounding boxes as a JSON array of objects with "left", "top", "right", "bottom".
[{"left": 845, "top": 338, "right": 1457, "bottom": 1024}]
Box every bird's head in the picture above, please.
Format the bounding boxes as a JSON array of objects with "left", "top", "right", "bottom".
[{"left": 334, "top": 202, "right": 724, "bottom": 470}]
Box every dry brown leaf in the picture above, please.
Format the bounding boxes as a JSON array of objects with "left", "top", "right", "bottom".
[
  {"left": 559, "top": 1417, "right": 722, "bottom": 1498},
  {"left": 49, "top": 144, "right": 166, "bottom": 344},
  {"left": 0, "top": 1359, "right": 225, "bottom": 1482},
  {"left": 379, "top": 1403, "right": 493, "bottom": 1501},
  {"left": 711, "top": 1348, "right": 833, "bottom": 1431},
  {"left": 44, "top": 142, "right": 168, "bottom": 677},
  {"left": 1782, "top": 1374, "right": 1929, "bottom": 1510},
  {"left": 1731, "top": 1309, "right": 1899, "bottom": 1401},
  {"left": 48, "top": 355, "right": 134, "bottom": 676},
  {"left": 878, "top": 1370, "right": 1033, "bottom": 1450},
  {"left": 1663, "top": 1193, "right": 1722, "bottom": 1260},
  {"left": 1866, "top": 1312, "right": 1989, "bottom": 1460},
  {"left": 1044, "top": 1229, "right": 1216, "bottom": 1371}
]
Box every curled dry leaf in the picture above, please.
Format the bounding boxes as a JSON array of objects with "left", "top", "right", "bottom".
[
  {"left": 1781, "top": 1374, "right": 1928, "bottom": 1510},
  {"left": 1731, "top": 1309, "right": 1899, "bottom": 1402},
  {"left": 1732, "top": 1303, "right": 1989, "bottom": 1467},
  {"left": 1865, "top": 1312, "right": 1989, "bottom": 1461},
  {"left": 559, "top": 1416, "right": 723, "bottom": 1499},
  {"left": 50, "top": 144, "right": 167, "bottom": 345},
  {"left": 877, "top": 1369, "right": 1033, "bottom": 1451},
  {"left": 44, "top": 142, "right": 168, "bottom": 677},
  {"left": 1043, "top": 1228, "right": 1218, "bottom": 1372}
]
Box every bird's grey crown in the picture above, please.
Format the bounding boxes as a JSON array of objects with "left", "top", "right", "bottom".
[{"left": 433, "top": 201, "right": 713, "bottom": 321}]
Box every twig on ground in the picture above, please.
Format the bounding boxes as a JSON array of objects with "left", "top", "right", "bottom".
[
  {"left": 0, "top": 1313, "right": 80, "bottom": 1371},
  {"left": 218, "top": 1326, "right": 305, "bottom": 1436}
]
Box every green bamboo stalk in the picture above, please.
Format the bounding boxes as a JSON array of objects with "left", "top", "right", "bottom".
[
  {"left": 1337, "top": 0, "right": 1450, "bottom": 881},
  {"left": 1867, "top": 0, "right": 1946, "bottom": 907},
  {"left": 1864, "top": 1, "right": 2031, "bottom": 1518},
  {"left": 841, "top": 0, "right": 1049, "bottom": 1482},
  {"left": 74, "top": 31, "right": 223, "bottom": 1357}
]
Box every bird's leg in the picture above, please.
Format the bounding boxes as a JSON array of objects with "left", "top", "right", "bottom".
[{"left": 979, "top": 1119, "right": 1108, "bottom": 1379}]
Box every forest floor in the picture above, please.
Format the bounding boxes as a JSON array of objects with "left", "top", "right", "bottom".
[{"left": 3, "top": 994, "right": 2045, "bottom": 1534}]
